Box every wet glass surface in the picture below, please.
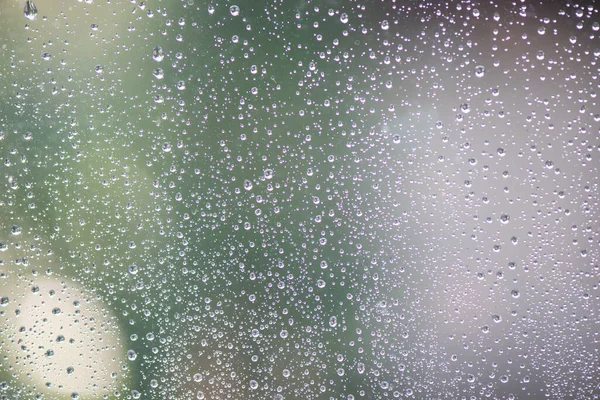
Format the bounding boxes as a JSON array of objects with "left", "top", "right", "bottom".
[{"left": 0, "top": 1, "right": 599, "bottom": 399}]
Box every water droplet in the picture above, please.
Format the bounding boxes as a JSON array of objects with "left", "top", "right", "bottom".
[
  {"left": 0, "top": 297, "right": 9, "bottom": 307},
  {"left": 11, "top": 225, "right": 22, "bottom": 235},
  {"left": 24, "top": 0, "right": 37, "bottom": 20},
  {"left": 152, "top": 46, "right": 164, "bottom": 62},
  {"left": 94, "top": 65, "right": 104, "bottom": 74},
  {"left": 127, "top": 349, "right": 137, "bottom": 361},
  {"left": 536, "top": 50, "right": 545, "bottom": 60},
  {"left": 511, "top": 289, "right": 520, "bottom": 298},
  {"left": 357, "top": 362, "right": 365, "bottom": 374},
  {"left": 243, "top": 179, "right": 253, "bottom": 190},
  {"left": 152, "top": 68, "right": 164, "bottom": 79},
  {"left": 249, "top": 380, "right": 258, "bottom": 390},
  {"left": 263, "top": 169, "right": 273, "bottom": 179},
  {"left": 340, "top": 13, "right": 348, "bottom": 24},
  {"left": 475, "top": 65, "right": 485, "bottom": 78},
  {"left": 392, "top": 134, "right": 401, "bottom": 144},
  {"left": 329, "top": 316, "right": 337, "bottom": 327},
  {"left": 381, "top": 20, "right": 389, "bottom": 30},
  {"left": 229, "top": 5, "right": 240, "bottom": 16}
]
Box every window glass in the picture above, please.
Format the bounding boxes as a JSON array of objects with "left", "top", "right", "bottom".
[{"left": 1, "top": 1, "right": 599, "bottom": 399}]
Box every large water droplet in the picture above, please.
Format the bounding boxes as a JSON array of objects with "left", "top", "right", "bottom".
[{"left": 24, "top": 0, "right": 38, "bottom": 20}]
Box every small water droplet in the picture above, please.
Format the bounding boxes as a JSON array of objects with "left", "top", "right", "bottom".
[
  {"left": 357, "top": 362, "right": 365, "bottom": 374},
  {"left": 229, "top": 5, "right": 240, "bottom": 16},
  {"left": 127, "top": 350, "right": 137, "bottom": 361},
  {"left": 152, "top": 46, "right": 164, "bottom": 62},
  {"left": 536, "top": 50, "right": 545, "bottom": 60},
  {"left": 152, "top": 68, "right": 164, "bottom": 79},
  {"left": 329, "top": 316, "right": 337, "bottom": 327},
  {"left": 475, "top": 65, "right": 485, "bottom": 78}
]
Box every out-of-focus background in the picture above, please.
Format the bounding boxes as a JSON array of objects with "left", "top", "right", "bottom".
[{"left": 0, "top": 0, "right": 598, "bottom": 399}]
